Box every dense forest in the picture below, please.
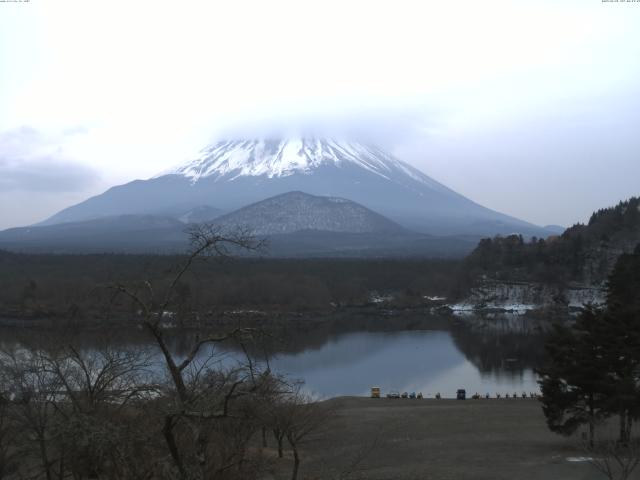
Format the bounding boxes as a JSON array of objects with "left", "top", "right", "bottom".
[
  {"left": 0, "top": 252, "right": 460, "bottom": 324},
  {"left": 2, "top": 197, "right": 638, "bottom": 324},
  {"left": 459, "top": 197, "right": 640, "bottom": 288}
]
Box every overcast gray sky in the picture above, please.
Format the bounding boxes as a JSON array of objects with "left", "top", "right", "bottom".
[{"left": 1, "top": 0, "right": 639, "bottom": 229}]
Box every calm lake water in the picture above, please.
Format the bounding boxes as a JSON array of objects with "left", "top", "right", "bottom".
[
  {"left": 263, "top": 330, "right": 539, "bottom": 398},
  {"left": 1, "top": 315, "right": 546, "bottom": 399},
  {"left": 198, "top": 323, "right": 544, "bottom": 399}
]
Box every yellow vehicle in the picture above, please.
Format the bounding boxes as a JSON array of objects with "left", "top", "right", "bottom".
[{"left": 370, "top": 387, "right": 381, "bottom": 398}]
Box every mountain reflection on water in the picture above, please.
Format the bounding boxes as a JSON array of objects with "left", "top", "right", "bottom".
[
  {"left": 0, "top": 313, "right": 549, "bottom": 399},
  {"left": 260, "top": 329, "right": 541, "bottom": 398}
]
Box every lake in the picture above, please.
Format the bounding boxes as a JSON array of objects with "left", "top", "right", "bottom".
[
  {"left": 0, "top": 314, "right": 546, "bottom": 399},
  {"left": 260, "top": 330, "right": 540, "bottom": 398}
]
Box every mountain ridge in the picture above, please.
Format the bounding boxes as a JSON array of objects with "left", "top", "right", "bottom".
[
  {"left": 0, "top": 191, "right": 478, "bottom": 257},
  {"left": 38, "top": 137, "right": 551, "bottom": 237},
  {"left": 213, "top": 191, "right": 405, "bottom": 235}
]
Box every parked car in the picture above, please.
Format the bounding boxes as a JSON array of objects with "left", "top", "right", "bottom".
[
  {"left": 386, "top": 391, "right": 400, "bottom": 399},
  {"left": 456, "top": 389, "right": 466, "bottom": 400},
  {"left": 401, "top": 392, "right": 409, "bottom": 399}
]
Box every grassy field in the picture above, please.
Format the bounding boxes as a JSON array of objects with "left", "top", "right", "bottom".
[{"left": 268, "top": 397, "right": 607, "bottom": 480}]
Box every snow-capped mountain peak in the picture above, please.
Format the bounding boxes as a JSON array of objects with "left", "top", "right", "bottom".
[
  {"left": 159, "top": 138, "right": 445, "bottom": 192},
  {"left": 39, "top": 137, "right": 546, "bottom": 238}
]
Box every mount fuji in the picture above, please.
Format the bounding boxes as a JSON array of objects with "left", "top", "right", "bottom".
[{"left": 39, "top": 138, "right": 548, "bottom": 237}]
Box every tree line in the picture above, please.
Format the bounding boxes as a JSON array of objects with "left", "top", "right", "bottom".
[
  {"left": 0, "top": 250, "right": 459, "bottom": 325},
  {"left": 458, "top": 196, "right": 640, "bottom": 290}
]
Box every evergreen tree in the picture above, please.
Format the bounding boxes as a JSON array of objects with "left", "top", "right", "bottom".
[
  {"left": 539, "top": 245, "right": 640, "bottom": 444},
  {"left": 600, "top": 246, "right": 640, "bottom": 444},
  {"left": 537, "top": 306, "right": 610, "bottom": 446}
]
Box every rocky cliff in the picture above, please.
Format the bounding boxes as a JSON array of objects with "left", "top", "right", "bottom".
[{"left": 449, "top": 280, "right": 605, "bottom": 315}]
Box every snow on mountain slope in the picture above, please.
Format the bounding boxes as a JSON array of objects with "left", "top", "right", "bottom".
[
  {"left": 37, "top": 137, "right": 550, "bottom": 237},
  {"left": 214, "top": 191, "right": 405, "bottom": 235},
  {"left": 159, "top": 138, "right": 453, "bottom": 195}
]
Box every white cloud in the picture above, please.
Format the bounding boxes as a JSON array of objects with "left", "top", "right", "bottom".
[
  {"left": 0, "top": 0, "right": 639, "bottom": 228},
  {"left": 0, "top": 126, "right": 100, "bottom": 192}
]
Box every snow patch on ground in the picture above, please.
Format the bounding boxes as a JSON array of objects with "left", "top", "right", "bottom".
[
  {"left": 566, "top": 286, "right": 606, "bottom": 308},
  {"left": 450, "top": 303, "right": 475, "bottom": 311},
  {"left": 449, "top": 280, "right": 606, "bottom": 313},
  {"left": 223, "top": 309, "right": 267, "bottom": 316},
  {"left": 370, "top": 293, "right": 394, "bottom": 304},
  {"left": 492, "top": 303, "right": 537, "bottom": 313}
]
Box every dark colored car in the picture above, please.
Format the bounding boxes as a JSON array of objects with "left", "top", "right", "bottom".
[{"left": 456, "top": 389, "right": 466, "bottom": 400}]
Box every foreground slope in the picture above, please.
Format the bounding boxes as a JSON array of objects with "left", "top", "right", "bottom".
[{"left": 272, "top": 397, "right": 595, "bottom": 480}]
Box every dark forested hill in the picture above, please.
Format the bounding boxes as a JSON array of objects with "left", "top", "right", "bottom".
[{"left": 459, "top": 197, "right": 640, "bottom": 288}]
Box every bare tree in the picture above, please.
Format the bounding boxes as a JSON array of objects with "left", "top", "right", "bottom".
[
  {"left": 1, "top": 341, "right": 158, "bottom": 480},
  {"left": 0, "top": 393, "right": 18, "bottom": 479},
  {"left": 583, "top": 439, "right": 640, "bottom": 480},
  {"left": 45, "top": 344, "right": 155, "bottom": 414},
  {"left": 48, "top": 344, "right": 157, "bottom": 479},
  {"left": 266, "top": 393, "right": 290, "bottom": 459},
  {"left": 0, "top": 225, "right": 278, "bottom": 480},
  {"left": 0, "top": 347, "right": 64, "bottom": 480},
  {"left": 269, "top": 386, "right": 330, "bottom": 480},
  {"left": 111, "top": 225, "right": 270, "bottom": 479}
]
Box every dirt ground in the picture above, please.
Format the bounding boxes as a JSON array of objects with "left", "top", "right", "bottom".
[{"left": 267, "top": 397, "right": 616, "bottom": 480}]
